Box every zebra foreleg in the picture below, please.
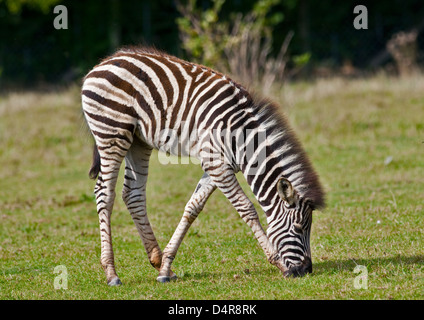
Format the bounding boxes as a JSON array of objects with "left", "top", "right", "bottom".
[
  {"left": 157, "top": 173, "right": 217, "bottom": 282},
  {"left": 207, "top": 169, "right": 288, "bottom": 274}
]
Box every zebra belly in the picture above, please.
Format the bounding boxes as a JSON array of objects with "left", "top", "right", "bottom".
[{"left": 135, "top": 120, "right": 202, "bottom": 161}]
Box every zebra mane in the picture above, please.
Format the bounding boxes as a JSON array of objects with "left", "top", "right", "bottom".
[
  {"left": 247, "top": 96, "right": 326, "bottom": 209},
  {"left": 116, "top": 45, "right": 166, "bottom": 57}
]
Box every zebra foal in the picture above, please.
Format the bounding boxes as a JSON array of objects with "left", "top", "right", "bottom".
[{"left": 82, "top": 47, "right": 325, "bottom": 285}]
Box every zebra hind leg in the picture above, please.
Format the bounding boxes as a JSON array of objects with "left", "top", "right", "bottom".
[
  {"left": 122, "top": 139, "right": 178, "bottom": 280},
  {"left": 157, "top": 173, "right": 216, "bottom": 282},
  {"left": 94, "top": 142, "right": 129, "bottom": 286}
]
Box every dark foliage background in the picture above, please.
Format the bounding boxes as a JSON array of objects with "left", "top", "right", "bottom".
[{"left": 1, "top": 0, "right": 423, "bottom": 86}]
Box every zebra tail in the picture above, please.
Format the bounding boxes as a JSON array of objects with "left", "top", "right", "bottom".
[{"left": 88, "top": 144, "right": 101, "bottom": 180}]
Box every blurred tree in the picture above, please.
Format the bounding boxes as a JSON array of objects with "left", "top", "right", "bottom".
[
  {"left": 0, "top": 0, "right": 60, "bottom": 14},
  {"left": 0, "top": 0, "right": 423, "bottom": 87},
  {"left": 176, "top": 0, "right": 287, "bottom": 67},
  {"left": 176, "top": 0, "right": 305, "bottom": 92}
]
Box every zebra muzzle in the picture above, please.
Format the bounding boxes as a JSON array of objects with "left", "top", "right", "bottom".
[{"left": 283, "top": 257, "right": 312, "bottom": 278}]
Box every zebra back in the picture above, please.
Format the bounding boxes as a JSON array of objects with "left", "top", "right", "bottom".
[{"left": 82, "top": 46, "right": 325, "bottom": 212}]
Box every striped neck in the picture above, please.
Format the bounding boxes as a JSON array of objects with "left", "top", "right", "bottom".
[
  {"left": 238, "top": 120, "right": 286, "bottom": 214},
  {"left": 237, "top": 99, "right": 325, "bottom": 215}
]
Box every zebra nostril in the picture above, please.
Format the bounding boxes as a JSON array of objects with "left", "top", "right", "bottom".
[{"left": 284, "top": 257, "right": 312, "bottom": 278}]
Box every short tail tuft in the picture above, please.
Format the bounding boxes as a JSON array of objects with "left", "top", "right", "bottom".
[{"left": 89, "top": 144, "right": 101, "bottom": 180}]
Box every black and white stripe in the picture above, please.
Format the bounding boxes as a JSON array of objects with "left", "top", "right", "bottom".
[{"left": 82, "top": 47, "right": 325, "bottom": 285}]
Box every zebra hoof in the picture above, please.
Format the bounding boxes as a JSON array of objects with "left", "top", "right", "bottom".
[
  {"left": 157, "top": 275, "right": 171, "bottom": 283},
  {"left": 108, "top": 277, "right": 123, "bottom": 286}
]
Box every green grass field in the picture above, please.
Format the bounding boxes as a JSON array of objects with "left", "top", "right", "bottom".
[{"left": 0, "top": 74, "right": 423, "bottom": 300}]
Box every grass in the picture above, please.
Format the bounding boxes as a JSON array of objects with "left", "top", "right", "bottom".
[{"left": 0, "top": 74, "right": 423, "bottom": 300}]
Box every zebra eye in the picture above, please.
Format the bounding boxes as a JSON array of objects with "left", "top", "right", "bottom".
[{"left": 293, "top": 223, "right": 303, "bottom": 234}]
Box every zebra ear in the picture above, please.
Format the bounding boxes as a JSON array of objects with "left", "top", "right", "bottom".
[{"left": 277, "top": 178, "right": 295, "bottom": 206}]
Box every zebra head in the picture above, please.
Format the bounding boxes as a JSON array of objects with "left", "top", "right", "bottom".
[{"left": 267, "top": 177, "right": 315, "bottom": 277}]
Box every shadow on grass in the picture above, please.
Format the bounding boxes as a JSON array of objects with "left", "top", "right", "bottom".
[
  {"left": 168, "top": 254, "right": 424, "bottom": 281},
  {"left": 171, "top": 267, "right": 275, "bottom": 282},
  {"left": 313, "top": 254, "right": 424, "bottom": 275}
]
